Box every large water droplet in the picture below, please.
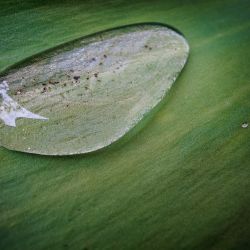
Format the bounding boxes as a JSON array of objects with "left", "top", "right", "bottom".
[{"left": 0, "top": 24, "right": 189, "bottom": 155}]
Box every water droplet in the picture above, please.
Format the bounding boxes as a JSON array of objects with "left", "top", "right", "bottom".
[
  {"left": 0, "top": 24, "right": 189, "bottom": 155},
  {"left": 241, "top": 122, "right": 248, "bottom": 128}
]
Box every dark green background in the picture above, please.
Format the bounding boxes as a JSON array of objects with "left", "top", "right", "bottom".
[{"left": 0, "top": 1, "right": 250, "bottom": 249}]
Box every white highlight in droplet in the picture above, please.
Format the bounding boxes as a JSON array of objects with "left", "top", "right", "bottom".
[{"left": 0, "top": 81, "right": 48, "bottom": 127}]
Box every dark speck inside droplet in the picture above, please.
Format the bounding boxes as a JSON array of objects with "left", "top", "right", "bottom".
[{"left": 74, "top": 76, "right": 80, "bottom": 81}]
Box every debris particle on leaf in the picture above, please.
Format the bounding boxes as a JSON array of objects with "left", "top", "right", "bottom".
[
  {"left": 49, "top": 80, "right": 59, "bottom": 85},
  {"left": 73, "top": 76, "right": 80, "bottom": 81},
  {"left": 41, "top": 87, "right": 47, "bottom": 93}
]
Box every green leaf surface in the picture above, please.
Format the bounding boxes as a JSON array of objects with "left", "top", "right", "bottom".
[{"left": 0, "top": 1, "right": 249, "bottom": 250}]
